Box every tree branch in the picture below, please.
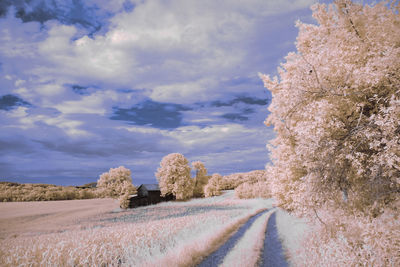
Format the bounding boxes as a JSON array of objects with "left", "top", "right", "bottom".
[{"left": 313, "top": 207, "right": 327, "bottom": 226}]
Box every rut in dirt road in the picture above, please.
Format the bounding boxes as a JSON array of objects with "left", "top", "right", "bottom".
[
  {"left": 259, "top": 211, "right": 288, "bottom": 267},
  {"left": 196, "top": 209, "right": 269, "bottom": 267}
]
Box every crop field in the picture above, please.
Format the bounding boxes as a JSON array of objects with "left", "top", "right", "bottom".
[{"left": 0, "top": 191, "right": 274, "bottom": 266}]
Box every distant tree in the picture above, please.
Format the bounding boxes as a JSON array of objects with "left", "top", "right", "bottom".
[
  {"left": 97, "top": 166, "right": 136, "bottom": 203},
  {"left": 220, "top": 170, "right": 266, "bottom": 190},
  {"left": 219, "top": 173, "right": 242, "bottom": 190},
  {"left": 204, "top": 173, "right": 222, "bottom": 197},
  {"left": 234, "top": 183, "right": 254, "bottom": 199},
  {"left": 155, "top": 153, "right": 194, "bottom": 200},
  {"left": 234, "top": 170, "right": 271, "bottom": 199},
  {"left": 192, "top": 161, "right": 210, "bottom": 197},
  {"left": 0, "top": 182, "right": 98, "bottom": 202}
]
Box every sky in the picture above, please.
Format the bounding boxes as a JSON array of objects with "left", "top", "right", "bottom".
[{"left": 0, "top": 0, "right": 330, "bottom": 186}]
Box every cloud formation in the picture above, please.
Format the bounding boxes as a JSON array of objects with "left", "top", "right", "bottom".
[
  {"left": 0, "top": 94, "right": 31, "bottom": 110},
  {"left": 111, "top": 100, "right": 191, "bottom": 129},
  {"left": 0, "top": 0, "right": 317, "bottom": 185}
]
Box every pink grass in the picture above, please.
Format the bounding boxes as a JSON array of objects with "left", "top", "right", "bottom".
[{"left": 0, "top": 191, "right": 274, "bottom": 266}]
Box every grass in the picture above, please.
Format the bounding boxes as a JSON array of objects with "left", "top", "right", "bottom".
[
  {"left": 0, "top": 191, "right": 274, "bottom": 266},
  {"left": 274, "top": 209, "right": 310, "bottom": 266}
]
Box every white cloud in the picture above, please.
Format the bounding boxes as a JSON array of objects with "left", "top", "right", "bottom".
[
  {"left": 150, "top": 78, "right": 219, "bottom": 104},
  {"left": 166, "top": 124, "right": 260, "bottom": 148},
  {"left": 160, "top": 123, "right": 275, "bottom": 175},
  {"left": 36, "top": 83, "right": 66, "bottom": 97},
  {"left": 229, "top": 0, "right": 316, "bottom": 16},
  {"left": 117, "top": 125, "right": 164, "bottom": 134},
  {"left": 44, "top": 116, "right": 90, "bottom": 137},
  {"left": 0, "top": 0, "right": 316, "bottom": 183},
  {"left": 54, "top": 90, "right": 118, "bottom": 115},
  {"left": 35, "top": 23, "right": 131, "bottom": 83},
  {"left": 0, "top": 0, "right": 316, "bottom": 103},
  {"left": 14, "top": 79, "right": 26, "bottom": 87},
  {"left": 2, "top": 107, "right": 91, "bottom": 137},
  {"left": 7, "top": 106, "right": 29, "bottom": 118}
]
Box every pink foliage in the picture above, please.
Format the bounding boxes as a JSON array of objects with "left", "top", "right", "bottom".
[
  {"left": 235, "top": 181, "right": 271, "bottom": 199},
  {"left": 97, "top": 166, "right": 136, "bottom": 199},
  {"left": 220, "top": 173, "right": 245, "bottom": 190},
  {"left": 204, "top": 173, "right": 222, "bottom": 197},
  {"left": 293, "top": 201, "right": 400, "bottom": 266},
  {"left": 0, "top": 182, "right": 97, "bottom": 201},
  {"left": 155, "top": 153, "right": 194, "bottom": 200},
  {"left": 261, "top": 0, "right": 400, "bottom": 265},
  {"left": 192, "top": 161, "right": 210, "bottom": 197},
  {"left": 234, "top": 170, "right": 271, "bottom": 199},
  {"left": 221, "top": 170, "right": 267, "bottom": 190},
  {"left": 262, "top": 0, "right": 399, "bottom": 215}
]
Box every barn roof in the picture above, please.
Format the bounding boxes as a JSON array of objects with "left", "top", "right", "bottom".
[{"left": 139, "top": 184, "right": 160, "bottom": 191}]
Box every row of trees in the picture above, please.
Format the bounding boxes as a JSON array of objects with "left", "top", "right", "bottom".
[
  {"left": 0, "top": 167, "right": 135, "bottom": 204},
  {"left": 95, "top": 154, "right": 225, "bottom": 208},
  {"left": 0, "top": 165, "right": 269, "bottom": 204},
  {"left": 260, "top": 0, "right": 399, "bottom": 265},
  {"left": 97, "top": 157, "right": 271, "bottom": 207},
  {"left": 155, "top": 153, "right": 223, "bottom": 200},
  {"left": 0, "top": 182, "right": 97, "bottom": 202},
  {"left": 0, "top": 168, "right": 134, "bottom": 204},
  {"left": 155, "top": 153, "right": 274, "bottom": 200},
  {"left": 0, "top": 158, "right": 226, "bottom": 206}
]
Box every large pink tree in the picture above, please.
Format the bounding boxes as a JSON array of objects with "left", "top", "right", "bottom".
[
  {"left": 155, "top": 153, "right": 194, "bottom": 200},
  {"left": 261, "top": 1, "right": 399, "bottom": 264},
  {"left": 97, "top": 166, "right": 136, "bottom": 198},
  {"left": 262, "top": 0, "right": 399, "bottom": 215}
]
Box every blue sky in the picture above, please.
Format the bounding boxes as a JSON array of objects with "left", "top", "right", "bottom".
[{"left": 0, "top": 0, "right": 328, "bottom": 186}]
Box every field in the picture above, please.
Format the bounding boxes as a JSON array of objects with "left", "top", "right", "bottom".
[
  {"left": 0, "top": 198, "right": 118, "bottom": 239},
  {"left": 0, "top": 191, "right": 275, "bottom": 266}
]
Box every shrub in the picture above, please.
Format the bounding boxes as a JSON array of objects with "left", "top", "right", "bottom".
[
  {"left": 118, "top": 192, "right": 131, "bottom": 209},
  {"left": 204, "top": 173, "right": 222, "bottom": 197}
]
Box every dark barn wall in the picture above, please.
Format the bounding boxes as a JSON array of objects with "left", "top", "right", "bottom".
[
  {"left": 148, "top": 191, "right": 162, "bottom": 204},
  {"left": 128, "top": 184, "right": 175, "bottom": 208},
  {"left": 162, "top": 194, "right": 175, "bottom": 201},
  {"left": 129, "top": 196, "right": 148, "bottom": 208},
  {"left": 138, "top": 186, "right": 148, "bottom": 197}
]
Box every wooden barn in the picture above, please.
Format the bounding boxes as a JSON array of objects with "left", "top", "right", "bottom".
[{"left": 128, "top": 184, "right": 174, "bottom": 208}]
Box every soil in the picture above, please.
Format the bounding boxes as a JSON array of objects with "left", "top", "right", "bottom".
[{"left": 0, "top": 198, "right": 119, "bottom": 239}]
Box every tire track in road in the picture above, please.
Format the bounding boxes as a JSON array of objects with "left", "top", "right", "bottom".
[
  {"left": 259, "top": 211, "right": 288, "bottom": 267},
  {"left": 197, "top": 209, "right": 270, "bottom": 267}
]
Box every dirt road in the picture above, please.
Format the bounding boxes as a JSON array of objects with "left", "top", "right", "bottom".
[
  {"left": 197, "top": 209, "right": 270, "bottom": 267},
  {"left": 259, "top": 211, "right": 288, "bottom": 267},
  {"left": 196, "top": 209, "right": 288, "bottom": 267}
]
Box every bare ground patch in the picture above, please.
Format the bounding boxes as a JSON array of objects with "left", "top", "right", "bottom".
[{"left": 0, "top": 198, "right": 119, "bottom": 239}]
